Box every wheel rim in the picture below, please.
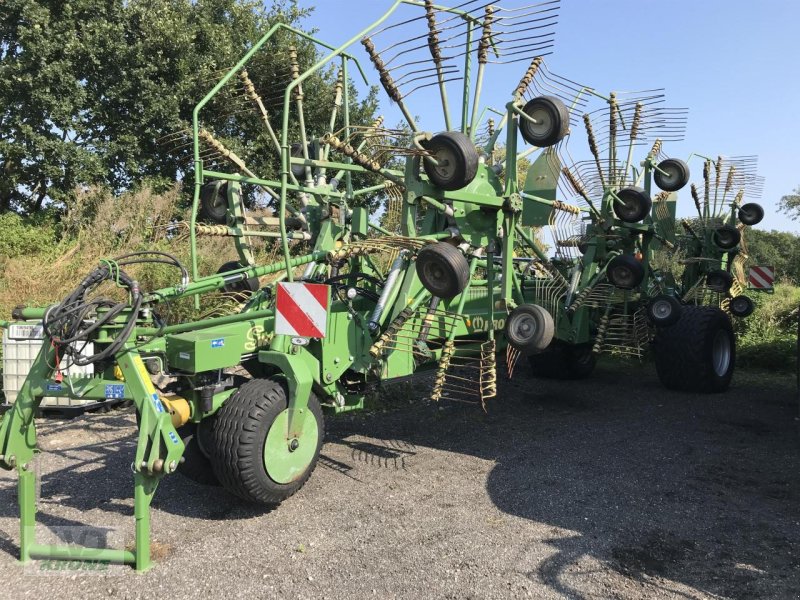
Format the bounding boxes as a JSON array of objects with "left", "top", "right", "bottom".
[
  {"left": 718, "top": 233, "right": 734, "bottom": 246},
  {"left": 422, "top": 260, "right": 448, "bottom": 292},
  {"left": 263, "top": 408, "right": 319, "bottom": 484},
  {"left": 712, "top": 330, "right": 732, "bottom": 377},
  {"left": 429, "top": 144, "right": 456, "bottom": 181},
  {"left": 612, "top": 265, "right": 634, "bottom": 288},
  {"left": 617, "top": 196, "right": 639, "bottom": 220},
  {"left": 732, "top": 297, "right": 749, "bottom": 315},
  {"left": 511, "top": 313, "right": 537, "bottom": 343},
  {"left": 652, "top": 299, "right": 673, "bottom": 321},
  {"left": 660, "top": 164, "right": 680, "bottom": 186},
  {"left": 525, "top": 105, "right": 554, "bottom": 139}
]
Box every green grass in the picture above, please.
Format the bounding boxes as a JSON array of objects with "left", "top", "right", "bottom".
[{"left": 735, "top": 283, "right": 800, "bottom": 372}]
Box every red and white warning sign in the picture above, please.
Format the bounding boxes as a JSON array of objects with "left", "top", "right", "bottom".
[
  {"left": 748, "top": 265, "right": 775, "bottom": 290},
  {"left": 275, "top": 282, "right": 330, "bottom": 338}
]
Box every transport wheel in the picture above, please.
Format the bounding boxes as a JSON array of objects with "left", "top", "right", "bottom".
[
  {"left": 422, "top": 131, "right": 479, "bottom": 190},
  {"left": 613, "top": 186, "right": 652, "bottom": 223},
  {"left": 647, "top": 294, "right": 682, "bottom": 327},
  {"left": 415, "top": 242, "right": 470, "bottom": 299},
  {"left": 653, "top": 158, "right": 690, "bottom": 192},
  {"left": 175, "top": 420, "right": 219, "bottom": 486},
  {"left": 199, "top": 181, "right": 229, "bottom": 224},
  {"left": 606, "top": 255, "right": 644, "bottom": 290},
  {"left": 713, "top": 224, "right": 741, "bottom": 250},
  {"left": 738, "top": 202, "right": 764, "bottom": 226},
  {"left": 730, "top": 295, "right": 755, "bottom": 317},
  {"left": 210, "top": 378, "right": 324, "bottom": 505},
  {"left": 505, "top": 304, "right": 555, "bottom": 354},
  {"left": 285, "top": 217, "right": 305, "bottom": 231},
  {"left": 706, "top": 269, "right": 733, "bottom": 293},
  {"left": 217, "top": 261, "right": 260, "bottom": 295},
  {"left": 528, "top": 341, "right": 596, "bottom": 379},
  {"left": 519, "top": 96, "right": 570, "bottom": 147},
  {"left": 653, "top": 306, "right": 735, "bottom": 393}
]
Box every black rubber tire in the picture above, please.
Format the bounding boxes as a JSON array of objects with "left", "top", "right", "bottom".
[
  {"left": 654, "top": 158, "right": 690, "bottom": 192},
  {"left": 519, "top": 96, "right": 570, "bottom": 147},
  {"left": 713, "top": 225, "right": 741, "bottom": 250},
  {"left": 528, "top": 341, "right": 596, "bottom": 380},
  {"left": 210, "top": 378, "right": 324, "bottom": 505},
  {"left": 199, "top": 181, "right": 229, "bottom": 224},
  {"left": 415, "top": 243, "right": 470, "bottom": 299},
  {"left": 730, "top": 295, "right": 755, "bottom": 318},
  {"left": 706, "top": 269, "right": 733, "bottom": 293},
  {"left": 606, "top": 255, "right": 644, "bottom": 290},
  {"left": 647, "top": 294, "right": 682, "bottom": 328},
  {"left": 505, "top": 304, "right": 555, "bottom": 354},
  {"left": 613, "top": 186, "right": 652, "bottom": 223},
  {"left": 738, "top": 202, "right": 764, "bottom": 226},
  {"left": 653, "top": 306, "right": 735, "bottom": 393},
  {"left": 422, "top": 131, "right": 479, "bottom": 191},
  {"left": 290, "top": 142, "right": 318, "bottom": 180},
  {"left": 217, "top": 261, "right": 259, "bottom": 295},
  {"left": 175, "top": 422, "right": 220, "bottom": 486},
  {"left": 286, "top": 217, "right": 304, "bottom": 231}
]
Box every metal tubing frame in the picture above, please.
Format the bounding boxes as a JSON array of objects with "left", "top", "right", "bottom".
[{"left": 191, "top": 23, "right": 374, "bottom": 290}]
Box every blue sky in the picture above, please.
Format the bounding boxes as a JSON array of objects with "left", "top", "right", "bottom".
[{"left": 296, "top": 0, "right": 800, "bottom": 232}]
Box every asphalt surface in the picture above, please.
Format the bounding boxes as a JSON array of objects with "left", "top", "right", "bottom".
[{"left": 0, "top": 360, "right": 798, "bottom": 599}]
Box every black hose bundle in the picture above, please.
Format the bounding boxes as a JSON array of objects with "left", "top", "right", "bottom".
[{"left": 42, "top": 252, "right": 186, "bottom": 367}]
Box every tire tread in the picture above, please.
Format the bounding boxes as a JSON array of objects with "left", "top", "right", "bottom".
[
  {"left": 653, "top": 306, "right": 735, "bottom": 393},
  {"left": 210, "top": 379, "right": 324, "bottom": 505}
]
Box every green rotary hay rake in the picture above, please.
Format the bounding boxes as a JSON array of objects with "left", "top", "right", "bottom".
[{"left": 0, "top": 0, "right": 765, "bottom": 571}]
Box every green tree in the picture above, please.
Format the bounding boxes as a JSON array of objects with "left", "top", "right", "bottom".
[
  {"left": 744, "top": 228, "right": 800, "bottom": 283},
  {"left": 0, "top": 0, "right": 377, "bottom": 213},
  {"left": 778, "top": 185, "right": 800, "bottom": 220}
]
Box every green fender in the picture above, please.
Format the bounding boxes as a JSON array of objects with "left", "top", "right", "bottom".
[{"left": 258, "top": 348, "right": 317, "bottom": 438}]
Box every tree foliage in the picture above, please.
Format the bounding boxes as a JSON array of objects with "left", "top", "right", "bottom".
[
  {"left": 745, "top": 228, "right": 800, "bottom": 283},
  {"left": 778, "top": 185, "right": 800, "bottom": 221},
  {"left": 0, "top": 0, "right": 378, "bottom": 213}
]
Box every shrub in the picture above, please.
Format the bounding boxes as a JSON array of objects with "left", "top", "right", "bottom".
[
  {"left": 0, "top": 212, "right": 58, "bottom": 259},
  {"left": 735, "top": 283, "right": 800, "bottom": 372}
]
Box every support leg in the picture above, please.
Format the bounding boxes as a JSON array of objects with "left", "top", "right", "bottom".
[
  {"left": 18, "top": 466, "right": 36, "bottom": 563},
  {"left": 133, "top": 473, "right": 157, "bottom": 572}
]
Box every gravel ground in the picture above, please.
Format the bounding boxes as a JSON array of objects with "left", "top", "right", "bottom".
[{"left": 1, "top": 360, "right": 799, "bottom": 599}]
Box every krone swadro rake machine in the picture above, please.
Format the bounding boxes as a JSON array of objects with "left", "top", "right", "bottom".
[{"left": 0, "top": 0, "right": 690, "bottom": 570}]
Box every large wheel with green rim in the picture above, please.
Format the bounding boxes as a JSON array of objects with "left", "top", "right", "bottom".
[{"left": 210, "top": 378, "right": 324, "bottom": 505}]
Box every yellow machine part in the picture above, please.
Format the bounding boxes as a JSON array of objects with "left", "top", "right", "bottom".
[{"left": 159, "top": 394, "right": 192, "bottom": 428}]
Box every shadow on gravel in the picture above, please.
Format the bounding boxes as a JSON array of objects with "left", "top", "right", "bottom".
[
  {"left": 1, "top": 360, "right": 798, "bottom": 598},
  {"left": 328, "top": 361, "right": 800, "bottom": 600},
  {"left": 0, "top": 412, "right": 273, "bottom": 557}
]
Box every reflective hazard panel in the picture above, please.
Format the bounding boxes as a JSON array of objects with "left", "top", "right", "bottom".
[
  {"left": 748, "top": 265, "right": 774, "bottom": 290},
  {"left": 275, "top": 283, "right": 330, "bottom": 338}
]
